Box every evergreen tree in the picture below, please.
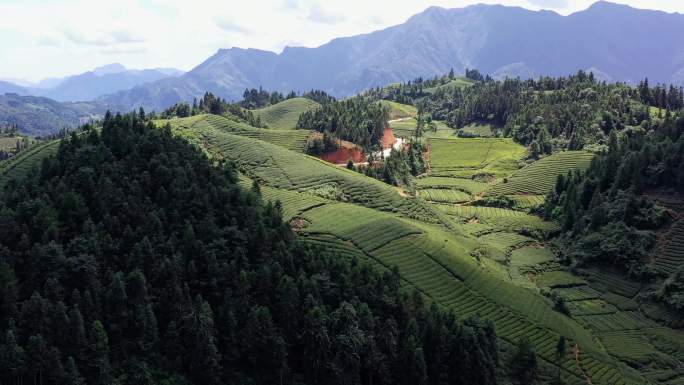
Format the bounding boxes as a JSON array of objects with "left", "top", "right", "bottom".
[
  {"left": 511, "top": 337, "right": 537, "bottom": 383},
  {"left": 86, "top": 320, "right": 112, "bottom": 385}
]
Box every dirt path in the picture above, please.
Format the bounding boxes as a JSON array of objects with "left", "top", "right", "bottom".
[
  {"left": 573, "top": 344, "right": 593, "bottom": 385},
  {"left": 388, "top": 117, "right": 413, "bottom": 123}
]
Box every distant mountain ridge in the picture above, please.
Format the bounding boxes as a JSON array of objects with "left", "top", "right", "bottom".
[
  {"left": 0, "top": 81, "right": 29, "bottom": 96},
  {"left": 2, "top": 64, "right": 184, "bottom": 103},
  {"left": 0, "top": 93, "right": 117, "bottom": 136},
  {"left": 100, "top": 1, "right": 684, "bottom": 110}
]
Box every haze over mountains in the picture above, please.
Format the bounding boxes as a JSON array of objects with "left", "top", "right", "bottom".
[
  {"left": 2, "top": 63, "right": 183, "bottom": 102},
  {"left": 97, "top": 1, "right": 684, "bottom": 110},
  {"left": 2, "top": 1, "right": 684, "bottom": 114}
]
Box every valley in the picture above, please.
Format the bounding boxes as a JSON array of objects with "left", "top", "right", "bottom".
[
  {"left": 2, "top": 2, "right": 684, "bottom": 384},
  {"left": 6, "top": 81, "right": 680, "bottom": 383}
]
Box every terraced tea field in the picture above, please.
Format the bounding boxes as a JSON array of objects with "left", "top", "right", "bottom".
[
  {"left": 297, "top": 203, "right": 602, "bottom": 349},
  {"left": 379, "top": 100, "right": 418, "bottom": 120},
  {"left": 435, "top": 204, "right": 559, "bottom": 234},
  {"left": 418, "top": 188, "right": 471, "bottom": 203},
  {"left": 174, "top": 127, "right": 654, "bottom": 383},
  {"left": 458, "top": 122, "right": 496, "bottom": 137},
  {"left": 415, "top": 176, "right": 489, "bottom": 194},
  {"left": 6, "top": 119, "right": 684, "bottom": 384},
  {"left": 652, "top": 219, "right": 684, "bottom": 275},
  {"left": 423, "top": 77, "right": 476, "bottom": 94},
  {"left": 0, "top": 139, "right": 60, "bottom": 188},
  {"left": 390, "top": 118, "right": 454, "bottom": 138},
  {"left": 405, "top": 135, "right": 684, "bottom": 383},
  {"left": 173, "top": 121, "right": 445, "bottom": 223},
  {"left": 415, "top": 137, "right": 527, "bottom": 213},
  {"left": 428, "top": 137, "right": 527, "bottom": 176},
  {"left": 252, "top": 97, "right": 320, "bottom": 129},
  {"left": 486, "top": 151, "right": 595, "bottom": 196},
  {"left": 155, "top": 114, "right": 312, "bottom": 152}
]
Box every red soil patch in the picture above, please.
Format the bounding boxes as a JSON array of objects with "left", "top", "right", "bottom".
[
  {"left": 319, "top": 147, "right": 365, "bottom": 164},
  {"left": 316, "top": 127, "right": 395, "bottom": 165},
  {"left": 381, "top": 127, "right": 397, "bottom": 149}
]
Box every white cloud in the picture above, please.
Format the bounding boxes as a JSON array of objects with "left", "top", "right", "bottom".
[
  {"left": 1, "top": 0, "right": 683, "bottom": 82},
  {"left": 215, "top": 16, "right": 252, "bottom": 34},
  {"left": 62, "top": 29, "right": 146, "bottom": 46},
  {"left": 307, "top": 4, "right": 346, "bottom": 24},
  {"left": 527, "top": 0, "right": 569, "bottom": 8}
]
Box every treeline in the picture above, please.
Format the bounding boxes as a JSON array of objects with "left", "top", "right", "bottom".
[
  {"left": 241, "top": 87, "right": 302, "bottom": 109},
  {"left": 353, "top": 142, "right": 428, "bottom": 188},
  {"left": 0, "top": 124, "right": 20, "bottom": 137},
  {"left": 545, "top": 112, "right": 684, "bottom": 279},
  {"left": 637, "top": 79, "right": 684, "bottom": 111},
  {"left": 364, "top": 69, "right": 479, "bottom": 106},
  {"left": 0, "top": 112, "right": 500, "bottom": 385},
  {"left": 368, "top": 69, "right": 684, "bottom": 153},
  {"left": 297, "top": 96, "right": 390, "bottom": 149},
  {"left": 241, "top": 88, "right": 335, "bottom": 109},
  {"left": 160, "top": 89, "right": 336, "bottom": 128},
  {"left": 160, "top": 92, "right": 267, "bottom": 127}
]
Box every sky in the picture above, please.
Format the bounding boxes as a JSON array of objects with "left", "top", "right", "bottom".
[{"left": 1, "top": 0, "right": 683, "bottom": 83}]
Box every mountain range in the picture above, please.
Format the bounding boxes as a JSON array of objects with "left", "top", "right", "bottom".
[
  {"left": 2, "top": 63, "right": 183, "bottom": 102},
  {"left": 3, "top": 1, "right": 684, "bottom": 114},
  {"left": 0, "top": 93, "right": 115, "bottom": 136},
  {"left": 98, "top": 1, "right": 684, "bottom": 110}
]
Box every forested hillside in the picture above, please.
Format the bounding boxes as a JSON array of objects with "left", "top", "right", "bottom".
[
  {"left": 297, "top": 96, "right": 390, "bottom": 150},
  {"left": 545, "top": 111, "right": 684, "bottom": 303},
  {"left": 0, "top": 93, "right": 113, "bottom": 136},
  {"left": 0, "top": 113, "right": 500, "bottom": 385},
  {"left": 367, "top": 70, "right": 684, "bottom": 154}
]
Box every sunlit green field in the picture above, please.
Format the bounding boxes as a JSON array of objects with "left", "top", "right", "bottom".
[
  {"left": 252, "top": 97, "right": 320, "bottom": 129},
  {"left": 4, "top": 113, "right": 684, "bottom": 385}
]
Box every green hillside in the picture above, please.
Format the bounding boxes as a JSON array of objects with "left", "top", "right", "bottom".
[
  {"left": 154, "top": 114, "right": 312, "bottom": 153},
  {"left": 4, "top": 70, "right": 684, "bottom": 385},
  {"left": 380, "top": 100, "right": 418, "bottom": 120},
  {"left": 0, "top": 139, "right": 60, "bottom": 188},
  {"left": 391, "top": 118, "right": 454, "bottom": 138},
  {"left": 252, "top": 97, "right": 320, "bottom": 129},
  {"left": 485, "top": 151, "right": 595, "bottom": 197},
  {"left": 423, "top": 77, "right": 476, "bottom": 94},
  {"left": 170, "top": 122, "right": 663, "bottom": 384},
  {"left": 6, "top": 115, "right": 684, "bottom": 385}
]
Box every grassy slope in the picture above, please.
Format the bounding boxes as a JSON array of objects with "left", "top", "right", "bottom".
[
  {"left": 380, "top": 100, "right": 418, "bottom": 120},
  {"left": 485, "top": 151, "right": 595, "bottom": 196},
  {"left": 154, "top": 114, "right": 312, "bottom": 153},
  {"left": 6, "top": 119, "right": 681, "bottom": 383},
  {"left": 252, "top": 98, "right": 320, "bottom": 129},
  {"left": 428, "top": 137, "right": 527, "bottom": 177},
  {"left": 169, "top": 118, "right": 441, "bottom": 222},
  {"left": 180, "top": 124, "right": 646, "bottom": 383},
  {"left": 0, "top": 140, "right": 60, "bottom": 188},
  {"left": 416, "top": 137, "right": 684, "bottom": 384},
  {"left": 423, "top": 77, "right": 476, "bottom": 94},
  {"left": 391, "top": 118, "right": 454, "bottom": 138},
  {"left": 458, "top": 122, "right": 496, "bottom": 137}
]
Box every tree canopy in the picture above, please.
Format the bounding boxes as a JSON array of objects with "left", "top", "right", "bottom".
[{"left": 0, "top": 112, "right": 499, "bottom": 385}]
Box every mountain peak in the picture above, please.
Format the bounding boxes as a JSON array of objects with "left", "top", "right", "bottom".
[
  {"left": 587, "top": 1, "right": 628, "bottom": 10},
  {"left": 93, "top": 63, "right": 127, "bottom": 76}
]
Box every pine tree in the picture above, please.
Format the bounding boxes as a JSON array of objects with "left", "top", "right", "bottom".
[
  {"left": 0, "top": 328, "right": 26, "bottom": 383},
  {"left": 511, "top": 337, "right": 537, "bottom": 383},
  {"left": 26, "top": 334, "right": 47, "bottom": 385},
  {"left": 86, "top": 320, "right": 112, "bottom": 385},
  {"left": 555, "top": 336, "right": 566, "bottom": 384},
  {"left": 68, "top": 305, "right": 87, "bottom": 360},
  {"left": 65, "top": 356, "right": 85, "bottom": 385},
  {"left": 186, "top": 297, "right": 222, "bottom": 385}
]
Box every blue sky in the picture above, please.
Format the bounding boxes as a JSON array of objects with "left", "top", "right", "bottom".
[{"left": 1, "top": 0, "right": 682, "bottom": 82}]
